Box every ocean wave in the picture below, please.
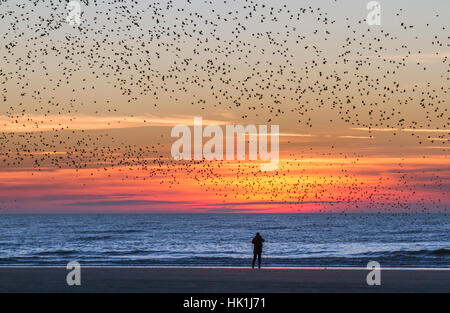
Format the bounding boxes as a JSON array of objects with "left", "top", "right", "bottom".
[
  {"left": 388, "top": 248, "right": 450, "bottom": 256},
  {"left": 76, "top": 229, "right": 143, "bottom": 234},
  {"left": 1, "top": 254, "right": 449, "bottom": 267},
  {"left": 35, "top": 250, "right": 79, "bottom": 256},
  {"left": 358, "top": 248, "right": 450, "bottom": 258},
  {"left": 76, "top": 235, "right": 113, "bottom": 241},
  {"left": 101, "top": 249, "right": 161, "bottom": 256}
]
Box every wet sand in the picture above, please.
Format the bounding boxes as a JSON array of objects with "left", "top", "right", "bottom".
[{"left": 0, "top": 267, "right": 449, "bottom": 293}]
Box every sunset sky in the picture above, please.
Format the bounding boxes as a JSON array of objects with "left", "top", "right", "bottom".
[{"left": 0, "top": 0, "right": 448, "bottom": 213}]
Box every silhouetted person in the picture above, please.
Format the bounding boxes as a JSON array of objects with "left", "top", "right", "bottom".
[{"left": 252, "top": 232, "right": 265, "bottom": 269}]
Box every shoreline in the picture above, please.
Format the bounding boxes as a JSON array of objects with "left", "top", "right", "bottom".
[{"left": 0, "top": 265, "right": 449, "bottom": 270}]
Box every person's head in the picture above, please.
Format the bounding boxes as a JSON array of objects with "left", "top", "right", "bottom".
[{"left": 256, "top": 232, "right": 260, "bottom": 236}]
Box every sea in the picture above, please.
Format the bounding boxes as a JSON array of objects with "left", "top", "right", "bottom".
[{"left": 0, "top": 214, "right": 449, "bottom": 268}]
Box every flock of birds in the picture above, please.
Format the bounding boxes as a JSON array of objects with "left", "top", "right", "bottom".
[{"left": 0, "top": 0, "right": 448, "bottom": 212}]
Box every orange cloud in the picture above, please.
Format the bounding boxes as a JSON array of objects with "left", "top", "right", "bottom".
[{"left": 0, "top": 114, "right": 229, "bottom": 132}]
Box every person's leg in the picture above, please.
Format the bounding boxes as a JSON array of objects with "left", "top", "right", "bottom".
[
  {"left": 258, "top": 252, "right": 261, "bottom": 269},
  {"left": 252, "top": 253, "right": 256, "bottom": 269}
]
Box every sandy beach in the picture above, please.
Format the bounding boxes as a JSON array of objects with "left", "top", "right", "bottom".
[{"left": 0, "top": 267, "right": 449, "bottom": 293}]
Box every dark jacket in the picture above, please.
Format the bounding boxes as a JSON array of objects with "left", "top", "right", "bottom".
[{"left": 252, "top": 235, "right": 265, "bottom": 253}]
